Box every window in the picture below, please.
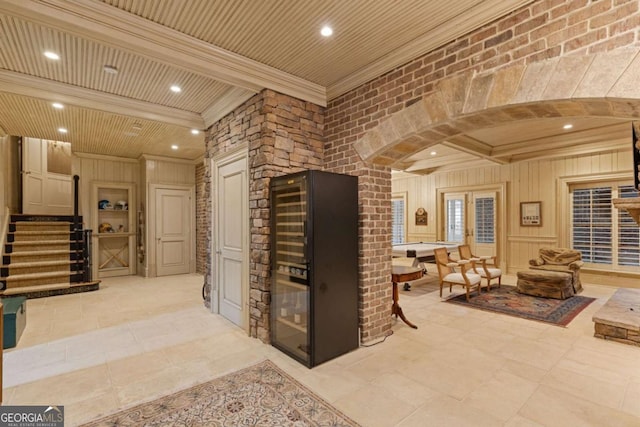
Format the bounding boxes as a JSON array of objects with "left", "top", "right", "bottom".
[
  {"left": 446, "top": 198, "right": 464, "bottom": 242},
  {"left": 475, "top": 197, "right": 495, "bottom": 244},
  {"left": 571, "top": 182, "right": 639, "bottom": 268},
  {"left": 391, "top": 196, "right": 406, "bottom": 245}
]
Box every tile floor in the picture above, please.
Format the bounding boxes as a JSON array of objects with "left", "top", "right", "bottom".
[{"left": 3, "top": 272, "right": 640, "bottom": 426}]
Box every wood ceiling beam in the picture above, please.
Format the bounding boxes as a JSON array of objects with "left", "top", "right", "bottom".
[
  {"left": 498, "top": 139, "right": 629, "bottom": 163},
  {"left": 201, "top": 88, "right": 256, "bottom": 128},
  {"left": 491, "top": 123, "right": 631, "bottom": 160},
  {"left": 0, "top": 70, "right": 204, "bottom": 129},
  {"left": 441, "top": 135, "right": 508, "bottom": 164},
  {"left": 0, "top": 0, "right": 326, "bottom": 106}
]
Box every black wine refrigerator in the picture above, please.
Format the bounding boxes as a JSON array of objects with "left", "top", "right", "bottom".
[{"left": 270, "top": 170, "right": 359, "bottom": 367}]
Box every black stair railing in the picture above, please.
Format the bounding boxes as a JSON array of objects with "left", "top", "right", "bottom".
[{"left": 72, "top": 175, "right": 93, "bottom": 282}]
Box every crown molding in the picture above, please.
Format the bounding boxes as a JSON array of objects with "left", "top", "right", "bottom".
[
  {"left": 74, "top": 151, "right": 139, "bottom": 163},
  {"left": 202, "top": 88, "right": 257, "bottom": 129},
  {"left": 327, "top": 0, "right": 534, "bottom": 100},
  {"left": 139, "top": 154, "right": 198, "bottom": 165},
  {"left": 0, "top": 0, "right": 326, "bottom": 107},
  {"left": 0, "top": 70, "right": 204, "bottom": 129}
]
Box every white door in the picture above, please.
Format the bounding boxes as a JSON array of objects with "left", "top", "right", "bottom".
[
  {"left": 470, "top": 191, "right": 498, "bottom": 258},
  {"left": 155, "top": 188, "right": 191, "bottom": 276},
  {"left": 444, "top": 192, "right": 467, "bottom": 243},
  {"left": 214, "top": 151, "right": 248, "bottom": 328},
  {"left": 23, "top": 137, "right": 72, "bottom": 215}
]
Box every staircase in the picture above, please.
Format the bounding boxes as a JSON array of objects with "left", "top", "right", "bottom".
[{"left": 1, "top": 215, "right": 99, "bottom": 298}]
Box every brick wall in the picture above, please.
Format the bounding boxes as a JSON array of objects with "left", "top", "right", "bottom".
[
  {"left": 195, "top": 161, "right": 206, "bottom": 274},
  {"left": 204, "top": 89, "right": 324, "bottom": 341},
  {"left": 324, "top": 0, "right": 640, "bottom": 342}
]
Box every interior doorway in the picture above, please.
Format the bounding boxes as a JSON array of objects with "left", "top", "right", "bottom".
[
  {"left": 211, "top": 147, "right": 249, "bottom": 331},
  {"left": 438, "top": 184, "right": 505, "bottom": 266},
  {"left": 152, "top": 185, "right": 194, "bottom": 277},
  {"left": 22, "top": 137, "right": 72, "bottom": 215}
]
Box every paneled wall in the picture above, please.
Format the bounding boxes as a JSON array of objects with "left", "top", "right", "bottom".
[
  {"left": 140, "top": 156, "right": 196, "bottom": 277},
  {"left": 392, "top": 148, "right": 636, "bottom": 285},
  {"left": 74, "top": 153, "right": 139, "bottom": 230}
]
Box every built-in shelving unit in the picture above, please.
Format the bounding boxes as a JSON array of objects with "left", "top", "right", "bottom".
[{"left": 92, "top": 182, "right": 136, "bottom": 278}]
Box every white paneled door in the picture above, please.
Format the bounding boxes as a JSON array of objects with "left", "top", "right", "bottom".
[
  {"left": 470, "top": 191, "right": 498, "bottom": 258},
  {"left": 23, "top": 137, "right": 72, "bottom": 215},
  {"left": 213, "top": 149, "right": 248, "bottom": 329},
  {"left": 155, "top": 188, "right": 191, "bottom": 276}
]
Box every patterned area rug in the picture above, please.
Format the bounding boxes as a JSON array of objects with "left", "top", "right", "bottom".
[
  {"left": 445, "top": 285, "right": 595, "bottom": 326},
  {"left": 80, "top": 360, "right": 359, "bottom": 427}
]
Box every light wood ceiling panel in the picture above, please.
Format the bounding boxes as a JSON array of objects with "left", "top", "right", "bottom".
[
  {"left": 0, "top": 13, "right": 231, "bottom": 113},
  {"left": 100, "top": 0, "right": 498, "bottom": 86},
  {"left": 0, "top": 92, "right": 203, "bottom": 159},
  {"left": 4, "top": 0, "right": 618, "bottom": 167}
]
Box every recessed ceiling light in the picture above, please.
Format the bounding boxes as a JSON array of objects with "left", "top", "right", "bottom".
[
  {"left": 170, "top": 85, "right": 182, "bottom": 93},
  {"left": 44, "top": 51, "right": 60, "bottom": 60},
  {"left": 58, "top": 127, "right": 68, "bottom": 133},
  {"left": 171, "top": 145, "right": 179, "bottom": 150},
  {"left": 320, "top": 25, "right": 333, "bottom": 37},
  {"left": 124, "top": 131, "right": 138, "bottom": 137},
  {"left": 191, "top": 129, "right": 199, "bottom": 135},
  {"left": 132, "top": 123, "right": 143, "bottom": 130},
  {"left": 563, "top": 124, "right": 573, "bottom": 130},
  {"left": 430, "top": 151, "right": 437, "bottom": 156},
  {"left": 103, "top": 65, "right": 119, "bottom": 74},
  {"left": 52, "top": 102, "right": 64, "bottom": 109}
]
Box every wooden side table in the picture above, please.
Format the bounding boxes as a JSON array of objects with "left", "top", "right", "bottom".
[{"left": 391, "top": 266, "right": 423, "bottom": 329}]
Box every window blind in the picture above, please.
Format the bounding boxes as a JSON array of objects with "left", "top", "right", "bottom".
[
  {"left": 475, "top": 197, "right": 495, "bottom": 244},
  {"left": 391, "top": 198, "right": 405, "bottom": 245}
]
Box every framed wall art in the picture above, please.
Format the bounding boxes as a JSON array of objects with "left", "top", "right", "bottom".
[
  {"left": 415, "top": 207, "right": 427, "bottom": 225},
  {"left": 520, "top": 201, "right": 541, "bottom": 226}
]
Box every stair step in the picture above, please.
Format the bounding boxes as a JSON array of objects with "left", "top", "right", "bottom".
[
  {"left": 0, "top": 280, "right": 99, "bottom": 298},
  {"left": 8, "top": 249, "right": 72, "bottom": 257},
  {"left": 9, "top": 231, "right": 71, "bottom": 242},
  {"left": 4, "top": 271, "right": 71, "bottom": 281},
  {"left": 13, "top": 221, "right": 71, "bottom": 226},
  {"left": 6, "top": 260, "right": 73, "bottom": 269}
]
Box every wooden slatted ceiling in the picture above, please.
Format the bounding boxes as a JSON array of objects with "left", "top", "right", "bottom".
[
  {"left": 0, "top": 14, "right": 232, "bottom": 113},
  {"left": 100, "top": 0, "right": 487, "bottom": 86},
  {"left": 0, "top": 93, "right": 204, "bottom": 159}
]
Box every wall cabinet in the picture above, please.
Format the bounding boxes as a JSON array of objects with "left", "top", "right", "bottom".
[
  {"left": 92, "top": 182, "right": 136, "bottom": 278},
  {"left": 270, "top": 170, "right": 359, "bottom": 367}
]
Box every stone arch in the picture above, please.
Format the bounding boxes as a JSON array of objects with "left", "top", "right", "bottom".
[{"left": 354, "top": 48, "right": 640, "bottom": 166}]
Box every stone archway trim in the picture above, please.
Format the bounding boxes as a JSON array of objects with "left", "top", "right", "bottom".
[{"left": 354, "top": 47, "right": 640, "bottom": 167}]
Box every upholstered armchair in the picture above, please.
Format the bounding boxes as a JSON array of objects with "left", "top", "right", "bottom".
[
  {"left": 458, "top": 244, "right": 502, "bottom": 291},
  {"left": 529, "top": 248, "right": 583, "bottom": 294},
  {"left": 434, "top": 247, "right": 481, "bottom": 301}
]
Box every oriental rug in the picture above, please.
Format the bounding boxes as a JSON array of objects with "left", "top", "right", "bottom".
[
  {"left": 445, "top": 285, "right": 595, "bottom": 326},
  {"left": 80, "top": 360, "right": 359, "bottom": 427}
]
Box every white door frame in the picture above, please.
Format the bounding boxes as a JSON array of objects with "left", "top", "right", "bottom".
[
  {"left": 211, "top": 144, "right": 250, "bottom": 332},
  {"left": 148, "top": 183, "right": 195, "bottom": 277},
  {"left": 436, "top": 183, "right": 507, "bottom": 269}
]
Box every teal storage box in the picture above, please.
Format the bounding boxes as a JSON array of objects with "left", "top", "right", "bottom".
[{"left": 3, "top": 296, "right": 26, "bottom": 349}]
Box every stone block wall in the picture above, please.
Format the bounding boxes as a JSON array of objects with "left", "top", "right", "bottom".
[
  {"left": 204, "top": 89, "right": 324, "bottom": 341},
  {"left": 195, "top": 161, "right": 206, "bottom": 274}
]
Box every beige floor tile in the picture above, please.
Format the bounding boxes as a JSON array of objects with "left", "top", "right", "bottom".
[
  {"left": 498, "top": 336, "right": 570, "bottom": 371},
  {"left": 540, "top": 366, "right": 626, "bottom": 410},
  {"left": 4, "top": 273, "right": 640, "bottom": 427},
  {"left": 622, "top": 380, "right": 640, "bottom": 417},
  {"left": 333, "top": 383, "right": 418, "bottom": 427},
  {"left": 520, "top": 385, "right": 640, "bottom": 427},
  {"left": 503, "top": 414, "right": 545, "bottom": 427},
  {"left": 463, "top": 370, "right": 539, "bottom": 421},
  {"left": 397, "top": 394, "right": 503, "bottom": 427}
]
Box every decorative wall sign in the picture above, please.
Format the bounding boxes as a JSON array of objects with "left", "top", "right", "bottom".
[
  {"left": 520, "top": 201, "right": 541, "bottom": 226},
  {"left": 415, "top": 207, "right": 428, "bottom": 225}
]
